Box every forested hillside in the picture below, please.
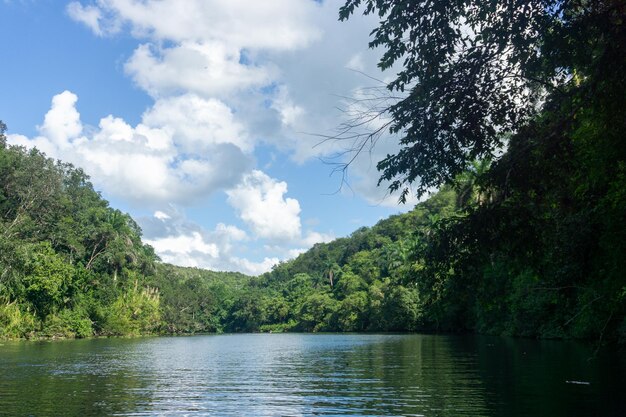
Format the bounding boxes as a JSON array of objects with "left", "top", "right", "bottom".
[
  {"left": 0, "top": 124, "right": 161, "bottom": 338},
  {"left": 0, "top": 126, "right": 252, "bottom": 338},
  {"left": 198, "top": 151, "right": 626, "bottom": 341},
  {"left": 1, "top": 0, "right": 625, "bottom": 343},
  {"left": 330, "top": 0, "right": 626, "bottom": 341},
  {"left": 0, "top": 123, "right": 624, "bottom": 341}
]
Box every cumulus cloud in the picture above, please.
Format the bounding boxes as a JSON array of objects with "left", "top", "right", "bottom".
[
  {"left": 44, "top": 0, "right": 415, "bottom": 273},
  {"left": 39, "top": 90, "right": 82, "bottom": 148},
  {"left": 68, "top": 0, "right": 411, "bottom": 205},
  {"left": 148, "top": 232, "right": 220, "bottom": 259},
  {"left": 67, "top": 0, "right": 321, "bottom": 48},
  {"left": 142, "top": 93, "right": 252, "bottom": 152},
  {"left": 139, "top": 207, "right": 285, "bottom": 275},
  {"left": 302, "top": 231, "right": 335, "bottom": 247},
  {"left": 225, "top": 170, "right": 336, "bottom": 247},
  {"left": 70, "top": 0, "right": 320, "bottom": 103},
  {"left": 271, "top": 85, "right": 306, "bottom": 129},
  {"left": 67, "top": 2, "right": 120, "bottom": 36},
  {"left": 226, "top": 170, "right": 302, "bottom": 242},
  {"left": 228, "top": 257, "right": 281, "bottom": 276},
  {"left": 8, "top": 91, "right": 252, "bottom": 206},
  {"left": 125, "top": 42, "right": 275, "bottom": 99},
  {"left": 67, "top": 2, "right": 382, "bottom": 154},
  {"left": 268, "top": 231, "right": 335, "bottom": 261}
]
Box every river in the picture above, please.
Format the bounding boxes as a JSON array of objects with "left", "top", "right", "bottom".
[{"left": 0, "top": 334, "right": 624, "bottom": 416}]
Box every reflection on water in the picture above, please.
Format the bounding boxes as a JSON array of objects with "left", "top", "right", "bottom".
[{"left": 0, "top": 334, "right": 624, "bottom": 416}]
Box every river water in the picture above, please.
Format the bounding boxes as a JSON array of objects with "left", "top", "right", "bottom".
[{"left": 0, "top": 334, "right": 624, "bottom": 416}]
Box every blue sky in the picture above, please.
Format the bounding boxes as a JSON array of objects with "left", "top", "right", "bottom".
[{"left": 1, "top": 0, "right": 415, "bottom": 275}]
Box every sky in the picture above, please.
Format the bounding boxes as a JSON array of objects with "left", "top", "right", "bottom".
[{"left": 0, "top": 0, "right": 417, "bottom": 275}]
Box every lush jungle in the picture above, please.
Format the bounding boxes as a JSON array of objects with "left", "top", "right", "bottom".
[{"left": 1, "top": 0, "right": 624, "bottom": 342}]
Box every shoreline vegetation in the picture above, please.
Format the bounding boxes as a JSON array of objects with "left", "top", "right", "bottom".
[
  {"left": 1, "top": 124, "right": 624, "bottom": 343},
  {"left": 1, "top": 0, "right": 625, "bottom": 345}
]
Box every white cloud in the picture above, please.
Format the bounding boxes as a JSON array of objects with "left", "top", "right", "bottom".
[
  {"left": 70, "top": 1, "right": 321, "bottom": 102},
  {"left": 302, "top": 231, "right": 335, "bottom": 247},
  {"left": 255, "top": 230, "right": 334, "bottom": 264},
  {"left": 146, "top": 231, "right": 220, "bottom": 258},
  {"left": 8, "top": 91, "right": 252, "bottom": 206},
  {"left": 66, "top": 2, "right": 111, "bottom": 36},
  {"left": 214, "top": 222, "right": 248, "bottom": 242},
  {"left": 154, "top": 211, "right": 170, "bottom": 220},
  {"left": 142, "top": 93, "right": 252, "bottom": 152},
  {"left": 227, "top": 256, "right": 281, "bottom": 276},
  {"left": 143, "top": 215, "right": 330, "bottom": 275},
  {"left": 39, "top": 90, "right": 82, "bottom": 148},
  {"left": 271, "top": 86, "right": 305, "bottom": 129},
  {"left": 9, "top": 133, "right": 57, "bottom": 157},
  {"left": 125, "top": 42, "right": 275, "bottom": 99},
  {"left": 226, "top": 170, "right": 302, "bottom": 241},
  {"left": 68, "top": 0, "right": 321, "bottom": 48},
  {"left": 139, "top": 207, "right": 283, "bottom": 275},
  {"left": 68, "top": 0, "right": 413, "bottom": 207},
  {"left": 287, "top": 248, "right": 308, "bottom": 259}
]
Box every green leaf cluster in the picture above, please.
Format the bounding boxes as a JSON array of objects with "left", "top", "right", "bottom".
[{"left": 0, "top": 134, "right": 161, "bottom": 338}]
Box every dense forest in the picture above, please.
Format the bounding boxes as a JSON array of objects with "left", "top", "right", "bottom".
[
  {"left": 1, "top": 0, "right": 625, "bottom": 342},
  {"left": 0, "top": 128, "right": 624, "bottom": 341},
  {"left": 0, "top": 127, "right": 160, "bottom": 338},
  {"left": 0, "top": 129, "right": 254, "bottom": 338}
]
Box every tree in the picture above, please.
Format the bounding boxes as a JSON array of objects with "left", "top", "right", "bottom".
[
  {"left": 337, "top": 291, "right": 369, "bottom": 331},
  {"left": 0, "top": 129, "right": 167, "bottom": 338},
  {"left": 22, "top": 242, "right": 74, "bottom": 319},
  {"left": 0, "top": 121, "right": 6, "bottom": 147},
  {"left": 338, "top": 0, "right": 623, "bottom": 200},
  {"left": 298, "top": 293, "right": 339, "bottom": 331}
]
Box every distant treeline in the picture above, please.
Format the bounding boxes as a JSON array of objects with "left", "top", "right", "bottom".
[
  {"left": 1, "top": 118, "right": 624, "bottom": 341},
  {"left": 2, "top": 0, "right": 625, "bottom": 342}
]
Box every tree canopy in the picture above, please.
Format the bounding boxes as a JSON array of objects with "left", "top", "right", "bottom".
[
  {"left": 339, "top": 0, "right": 625, "bottom": 200},
  {"left": 1, "top": 0, "right": 624, "bottom": 342},
  {"left": 1, "top": 123, "right": 623, "bottom": 340}
]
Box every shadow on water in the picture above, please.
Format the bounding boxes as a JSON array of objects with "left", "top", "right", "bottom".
[
  {"left": 0, "top": 338, "right": 156, "bottom": 415},
  {"left": 0, "top": 334, "right": 624, "bottom": 416},
  {"left": 474, "top": 336, "right": 626, "bottom": 417}
]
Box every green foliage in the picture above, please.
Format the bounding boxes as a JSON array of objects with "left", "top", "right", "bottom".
[
  {"left": 338, "top": 0, "right": 624, "bottom": 202},
  {"left": 1, "top": 0, "right": 624, "bottom": 342},
  {"left": 383, "top": 285, "right": 421, "bottom": 331},
  {"left": 148, "top": 264, "right": 250, "bottom": 334},
  {"left": 22, "top": 242, "right": 74, "bottom": 319},
  {"left": 41, "top": 309, "right": 93, "bottom": 339},
  {"left": 0, "top": 140, "right": 162, "bottom": 339},
  {"left": 336, "top": 291, "right": 368, "bottom": 331},
  {"left": 0, "top": 301, "right": 36, "bottom": 339},
  {"left": 298, "top": 292, "right": 339, "bottom": 332},
  {"left": 103, "top": 281, "right": 160, "bottom": 336},
  {"left": 226, "top": 290, "right": 269, "bottom": 332},
  {"left": 329, "top": 0, "right": 626, "bottom": 342}
]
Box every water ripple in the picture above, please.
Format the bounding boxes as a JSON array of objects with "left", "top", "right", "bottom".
[{"left": 0, "top": 334, "right": 624, "bottom": 416}]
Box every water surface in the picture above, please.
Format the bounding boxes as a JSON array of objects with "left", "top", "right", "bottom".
[{"left": 0, "top": 334, "right": 624, "bottom": 416}]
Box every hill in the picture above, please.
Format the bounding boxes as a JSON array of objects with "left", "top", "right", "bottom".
[
  {"left": 1, "top": 118, "right": 624, "bottom": 342},
  {"left": 0, "top": 126, "right": 251, "bottom": 338}
]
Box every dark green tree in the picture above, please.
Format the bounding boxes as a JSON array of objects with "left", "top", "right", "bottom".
[{"left": 338, "top": 0, "right": 623, "bottom": 200}]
